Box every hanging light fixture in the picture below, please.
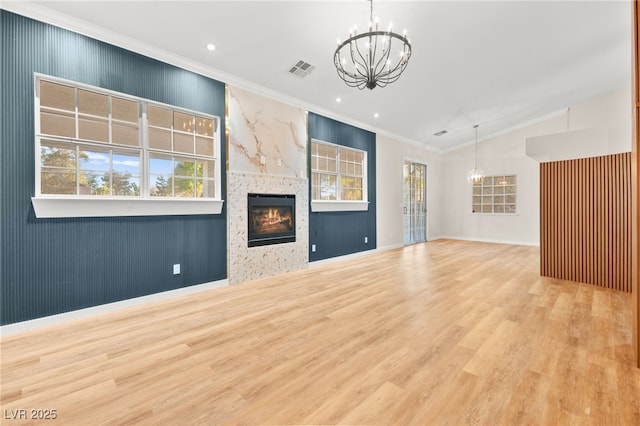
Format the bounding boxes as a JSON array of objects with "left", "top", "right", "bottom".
[
  {"left": 334, "top": 0, "right": 412, "bottom": 90},
  {"left": 467, "top": 124, "right": 485, "bottom": 184}
]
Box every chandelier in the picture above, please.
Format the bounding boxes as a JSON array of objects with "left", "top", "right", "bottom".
[
  {"left": 334, "top": 0, "right": 412, "bottom": 90},
  {"left": 467, "top": 124, "right": 485, "bottom": 184}
]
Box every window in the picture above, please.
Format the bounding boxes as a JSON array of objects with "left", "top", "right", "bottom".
[
  {"left": 33, "top": 75, "right": 223, "bottom": 217},
  {"left": 311, "top": 139, "right": 368, "bottom": 211},
  {"left": 472, "top": 175, "right": 516, "bottom": 214}
]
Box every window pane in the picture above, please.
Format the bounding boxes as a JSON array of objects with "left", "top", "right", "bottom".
[
  {"left": 174, "top": 133, "right": 194, "bottom": 154},
  {"left": 494, "top": 186, "right": 505, "bottom": 194},
  {"left": 149, "top": 127, "right": 172, "bottom": 151},
  {"left": 41, "top": 111, "right": 75, "bottom": 137},
  {"left": 174, "top": 158, "right": 195, "bottom": 178},
  {"left": 112, "top": 123, "right": 139, "bottom": 146},
  {"left": 148, "top": 105, "right": 172, "bottom": 128},
  {"left": 78, "top": 89, "right": 108, "bottom": 117},
  {"left": 79, "top": 171, "right": 108, "bottom": 196},
  {"left": 472, "top": 204, "right": 481, "bottom": 213},
  {"left": 505, "top": 176, "right": 516, "bottom": 185},
  {"left": 320, "top": 174, "right": 336, "bottom": 200},
  {"left": 174, "top": 111, "right": 194, "bottom": 133},
  {"left": 327, "top": 146, "right": 337, "bottom": 159},
  {"left": 41, "top": 140, "right": 76, "bottom": 168},
  {"left": 472, "top": 186, "right": 482, "bottom": 195},
  {"left": 195, "top": 136, "right": 213, "bottom": 156},
  {"left": 112, "top": 150, "right": 140, "bottom": 174},
  {"left": 149, "top": 154, "right": 172, "bottom": 198},
  {"left": 149, "top": 154, "right": 172, "bottom": 175},
  {"left": 505, "top": 204, "right": 516, "bottom": 214},
  {"left": 472, "top": 196, "right": 481, "bottom": 204},
  {"left": 79, "top": 117, "right": 109, "bottom": 142},
  {"left": 40, "top": 81, "right": 75, "bottom": 111},
  {"left": 196, "top": 178, "right": 215, "bottom": 198},
  {"left": 355, "top": 164, "right": 362, "bottom": 176},
  {"left": 494, "top": 205, "right": 505, "bottom": 214},
  {"left": 505, "top": 194, "right": 516, "bottom": 204},
  {"left": 196, "top": 159, "right": 214, "bottom": 179},
  {"left": 505, "top": 185, "right": 516, "bottom": 194},
  {"left": 494, "top": 195, "right": 505, "bottom": 204},
  {"left": 112, "top": 97, "right": 138, "bottom": 123},
  {"left": 312, "top": 142, "right": 318, "bottom": 155},
  {"left": 41, "top": 170, "right": 76, "bottom": 195},
  {"left": 482, "top": 186, "right": 493, "bottom": 195},
  {"left": 174, "top": 178, "right": 195, "bottom": 197},
  {"left": 482, "top": 205, "right": 492, "bottom": 213},
  {"left": 196, "top": 117, "right": 214, "bottom": 137},
  {"left": 319, "top": 143, "right": 327, "bottom": 157},
  {"left": 79, "top": 146, "right": 110, "bottom": 173},
  {"left": 327, "top": 158, "right": 337, "bottom": 173},
  {"left": 112, "top": 173, "right": 140, "bottom": 196}
]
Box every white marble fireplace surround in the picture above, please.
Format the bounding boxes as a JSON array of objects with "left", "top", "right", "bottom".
[
  {"left": 228, "top": 172, "right": 308, "bottom": 284},
  {"left": 227, "top": 85, "right": 308, "bottom": 284}
]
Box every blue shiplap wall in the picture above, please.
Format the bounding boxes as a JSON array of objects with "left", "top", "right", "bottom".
[
  {"left": 308, "top": 113, "right": 377, "bottom": 261},
  {"left": 0, "top": 11, "right": 227, "bottom": 325}
]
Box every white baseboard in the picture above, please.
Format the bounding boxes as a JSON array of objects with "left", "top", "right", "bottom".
[
  {"left": 435, "top": 235, "right": 540, "bottom": 247},
  {"left": 0, "top": 279, "right": 229, "bottom": 337}
]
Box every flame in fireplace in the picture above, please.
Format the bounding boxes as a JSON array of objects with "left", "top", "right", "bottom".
[{"left": 252, "top": 207, "right": 293, "bottom": 235}]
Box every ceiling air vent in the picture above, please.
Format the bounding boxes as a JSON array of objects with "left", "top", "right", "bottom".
[
  {"left": 288, "top": 60, "right": 315, "bottom": 78},
  {"left": 433, "top": 130, "right": 448, "bottom": 137}
]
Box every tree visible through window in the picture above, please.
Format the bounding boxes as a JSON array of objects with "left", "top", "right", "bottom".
[
  {"left": 311, "top": 139, "right": 366, "bottom": 202},
  {"left": 36, "top": 76, "right": 219, "bottom": 200}
]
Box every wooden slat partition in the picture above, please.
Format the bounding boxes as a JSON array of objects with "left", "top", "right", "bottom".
[
  {"left": 632, "top": 0, "right": 639, "bottom": 368},
  {"left": 540, "top": 153, "right": 632, "bottom": 292}
]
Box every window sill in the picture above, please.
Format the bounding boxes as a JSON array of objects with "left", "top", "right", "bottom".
[
  {"left": 310, "top": 200, "right": 369, "bottom": 212},
  {"left": 32, "top": 197, "right": 224, "bottom": 218}
]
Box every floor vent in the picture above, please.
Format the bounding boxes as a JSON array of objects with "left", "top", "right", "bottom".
[{"left": 288, "top": 60, "right": 315, "bottom": 78}]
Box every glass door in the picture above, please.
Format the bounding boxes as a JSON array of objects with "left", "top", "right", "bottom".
[{"left": 403, "top": 160, "right": 427, "bottom": 244}]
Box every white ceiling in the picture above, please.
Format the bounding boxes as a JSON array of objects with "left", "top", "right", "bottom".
[{"left": 5, "top": 0, "right": 632, "bottom": 152}]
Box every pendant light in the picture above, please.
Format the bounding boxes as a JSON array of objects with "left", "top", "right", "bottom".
[{"left": 467, "top": 124, "right": 485, "bottom": 184}]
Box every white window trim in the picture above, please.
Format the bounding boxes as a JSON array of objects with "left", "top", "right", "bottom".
[
  {"left": 32, "top": 197, "right": 224, "bottom": 218},
  {"left": 310, "top": 200, "right": 369, "bottom": 212},
  {"left": 32, "top": 73, "right": 224, "bottom": 218},
  {"left": 310, "top": 139, "right": 368, "bottom": 212}
]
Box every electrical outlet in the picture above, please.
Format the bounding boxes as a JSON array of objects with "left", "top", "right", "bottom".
[
  {"left": 173, "top": 264, "right": 181, "bottom": 275},
  {"left": 260, "top": 155, "right": 266, "bottom": 165},
  {"left": 364, "top": 237, "right": 368, "bottom": 244},
  {"left": 277, "top": 158, "right": 282, "bottom": 166},
  {"left": 311, "top": 244, "right": 316, "bottom": 252}
]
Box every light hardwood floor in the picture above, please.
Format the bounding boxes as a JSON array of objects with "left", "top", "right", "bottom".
[{"left": 1, "top": 239, "right": 639, "bottom": 425}]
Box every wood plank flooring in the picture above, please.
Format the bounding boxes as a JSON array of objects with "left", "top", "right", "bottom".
[{"left": 1, "top": 239, "right": 639, "bottom": 425}]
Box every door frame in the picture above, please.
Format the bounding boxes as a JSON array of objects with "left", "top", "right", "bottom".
[{"left": 402, "top": 157, "right": 429, "bottom": 244}]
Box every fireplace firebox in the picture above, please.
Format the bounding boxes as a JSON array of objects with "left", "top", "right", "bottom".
[{"left": 248, "top": 194, "right": 295, "bottom": 247}]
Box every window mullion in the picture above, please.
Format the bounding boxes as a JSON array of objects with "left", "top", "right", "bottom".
[{"left": 141, "top": 102, "right": 148, "bottom": 198}]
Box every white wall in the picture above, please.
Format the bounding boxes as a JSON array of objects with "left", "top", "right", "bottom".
[
  {"left": 439, "top": 88, "right": 631, "bottom": 246},
  {"left": 376, "top": 134, "right": 443, "bottom": 249},
  {"left": 526, "top": 88, "right": 632, "bottom": 162}
]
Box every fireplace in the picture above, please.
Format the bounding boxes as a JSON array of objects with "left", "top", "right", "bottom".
[{"left": 248, "top": 193, "right": 295, "bottom": 247}]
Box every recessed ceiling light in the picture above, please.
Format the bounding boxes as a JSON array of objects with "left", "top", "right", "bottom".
[
  {"left": 336, "top": 97, "right": 342, "bottom": 103},
  {"left": 206, "top": 43, "right": 216, "bottom": 52},
  {"left": 374, "top": 113, "right": 379, "bottom": 118}
]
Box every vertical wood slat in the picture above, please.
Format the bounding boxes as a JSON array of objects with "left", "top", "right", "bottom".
[
  {"left": 540, "top": 153, "right": 632, "bottom": 292},
  {"left": 632, "top": 0, "right": 639, "bottom": 369}
]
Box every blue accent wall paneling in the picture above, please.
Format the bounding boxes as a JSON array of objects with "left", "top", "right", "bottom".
[
  {"left": 0, "top": 11, "right": 227, "bottom": 325},
  {"left": 308, "top": 113, "right": 377, "bottom": 261}
]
